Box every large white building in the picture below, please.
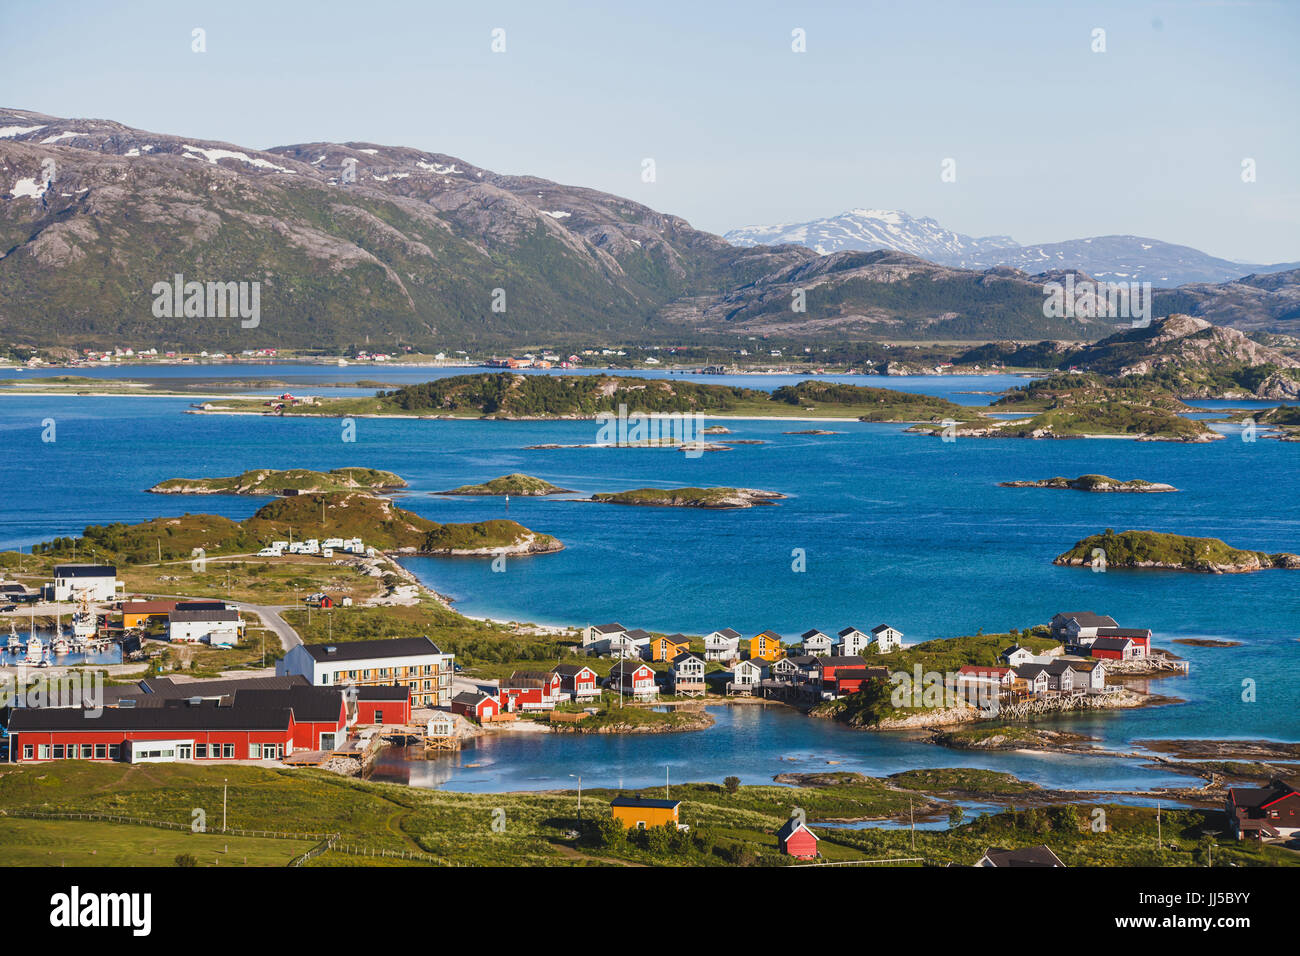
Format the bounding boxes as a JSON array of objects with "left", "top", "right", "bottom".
[
  {"left": 277, "top": 636, "right": 455, "bottom": 708},
  {"left": 168, "top": 608, "right": 244, "bottom": 646},
  {"left": 49, "top": 565, "right": 120, "bottom": 602}
]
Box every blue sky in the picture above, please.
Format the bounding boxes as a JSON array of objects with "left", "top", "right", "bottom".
[{"left": 3, "top": 0, "right": 1297, "bottom": 261}]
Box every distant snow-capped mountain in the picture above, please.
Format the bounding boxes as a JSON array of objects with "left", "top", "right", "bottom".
[
  {"left": 724, "top": 208, "right": 1020, "bottom": 265},
  {"left": 724, "top": 209, "right": 1300, "bottom": 287}
]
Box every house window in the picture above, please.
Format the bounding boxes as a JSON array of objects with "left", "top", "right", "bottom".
[
  {"left": 223, "top": 744, "right": 235, "bottom": 758},
  {"left": 196, "top": 744, "right": 207, "bottom": 758},
  {"left": 53, "top": 745, "right": 64, "bottom": 759},
  {"left": 250, "top": 744, "right": 261, "bottom": 759},
  {"left": 38, "top": 744, "right": 50, "bottom": 759},
  {"left": 81, "top": 744, "right": 93, "bottom": 759},
  {"left": 94, "top": 744, "right": 106, "bottom": 759},
  {"left": 22, "top": 745, "right": 32, "bottom": 760},
  {"left": 108, "top": 744, "right": 119, "bottom": 760}
]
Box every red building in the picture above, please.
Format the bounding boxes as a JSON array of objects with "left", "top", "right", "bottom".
[
  {"left": 354, "top": 684, "right": 411, "bottom": 725},
  {"left": 817, "top": 655, "right": 867, "bottom": 688},
  {"left": 499, "top": 670, "right": 563, "bottom": 711},
  {"left": 7, "top": 686, "right": 350, "bottom": 762},
  {"left": 553, "top": 664, "right": 600, "bottom": 701},
  {"left": 1093, "top": 627, "right": 1150, "bottom": 656},
  {"left": 776, "top": 818, "right": 819, "bottom": 859},
  {"left": 451, "top": 690, "right": 501, "bottom": 723},
  {"left": 1090, "top": 637, "right": 1140, "bottom": 660}
]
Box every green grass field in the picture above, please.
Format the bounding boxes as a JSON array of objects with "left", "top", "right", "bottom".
[{"left": 0, "top": 818, "right": 315, "bottom": 867}]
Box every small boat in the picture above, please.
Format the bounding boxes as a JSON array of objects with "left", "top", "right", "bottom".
[
  {"left": 6, "top": 622, "right": 20, "bottom": 652},
  {"left": 72, "top": 594, "right": 97, "bottom": 639},
  {"left": 52, "top": 634, "right": 71, "bottom": 656},
  {"left": 23, "top": 635, "right": 43, "bottom": 665}
]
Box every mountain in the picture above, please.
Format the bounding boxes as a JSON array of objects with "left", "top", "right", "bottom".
[
  {"left": 0, "top": 109, "right": 1281, "bottom": 349},
  {"left": 1151, "top": 269, "right": 1300, "bottom": 332},
  {"left": 724, "top": 208, "right": 1020, "bottom": 264},
  {"left": 725, "top": 209, "right": 1300, "bottom": 287}
]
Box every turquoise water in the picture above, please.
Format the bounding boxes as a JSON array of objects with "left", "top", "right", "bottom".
[{"left": 1, "top": 369, "right": 1297, "bottom": 791}]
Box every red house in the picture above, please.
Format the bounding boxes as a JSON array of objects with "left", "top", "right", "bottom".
[
  {"left": 776, "top": 818, "right": 819, "bottom": 859},
  {"left": 1090, "top": 637, "right": 1139, "bottom": 660},
  {"left": 353, "top": 684, "right": 411, "bottom": 725},
  {"left": 1094, "top": 627, "right": 1150, "bottom": 656},
  {"left": 451, "top": 690, "right": 501, "bottom": 723},
  {"left": 817, "top": 655, "right": 867, "bottom": 689},
  {"left": 553, "top": 664, "right": 600, "bottom": 701},
  {"left": 832, "top": 665, "right": 890, "bottom": 697},
  {"left": 499, "top": 670, "right": 564, "bottom": 711}
]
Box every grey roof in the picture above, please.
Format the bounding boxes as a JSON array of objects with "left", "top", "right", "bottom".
[
  {"left": 820, "top": 655, "right": 866, "bottom": 667},
  {"left": 170, "top": 609, "right": 241, "bottom": 623},
  {"left": 610, "top": 796, "right": 679, "bottom": 810},
  {"left": 553, "top": 663, "right": 596, "bottom": 677},
  {"left": 1054, "top": 612, "right": 1117, "bottom": 628},
  {"left": 709, "top": 628, "right": 741, "bottom": 641},
  {"left": 801, "top": 629, "right": 828, "bottom": 640},
  {"left": 353, "top": 683, "right": 411, "bottom": 701},
  {"left": 980, "top": 845, "right": 1065, "bottom": 867},
  {"left": 1090, "top": 637, "right": 1134, "bottom": 651},
  {"left": 591, "top": 622, "right": 626, "bottom": 634},
  {"left": 1015, "top": 664, "right": 1048, "bottom": 679},
  {"left": 837, "top": 626, "right": 865, "bottom": 637},
  {"left": 623, "top": 628, "right": 653, "bottom": 641},
  {"left": 9, "top": 697, "right": 293, "bottom": 732},
  {"left": 136, "top": 674, "right": 308, "bottom": 700},
  {"left": 1095, "top": 627, "right": 1151, "bottom": 638},
  {"left": 452, "top": 690, "right": 494, "bottom": 707},
  {"left": 302, "top": 636, "right": 443, "bottom": 662},
  {"left": 235, "top": 686, "right": 346, "bottom": 723},
  {"left": 870, "top": 624, "right": 897, "bottom": 634}
]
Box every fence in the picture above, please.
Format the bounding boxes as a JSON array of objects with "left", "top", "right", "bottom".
[
  {"left": 795, "top": 856, "right": 926, "bottom": 867},
  {"left": 8, "top": 808, "right": 333, "bottom": 842}
]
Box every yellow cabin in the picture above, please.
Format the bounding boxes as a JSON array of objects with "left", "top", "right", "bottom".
[
  {"left": 650, "top": 635, "right": 691, "bottom": 662},
  {"left": 748, "top": 630, "right": 785, "bottom": 662},
  {"left": 610, "top": 797, "right": 681, "bottom": 829}
]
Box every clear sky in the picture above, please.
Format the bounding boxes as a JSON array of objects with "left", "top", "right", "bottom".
[{"left": 3, "top": 0, "right": 1297, "bottom": 262}]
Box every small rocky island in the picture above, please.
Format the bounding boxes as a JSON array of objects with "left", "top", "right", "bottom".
[
  {"left": 148, "top": 467, "right": 406, "bottom": 496},
  {"left": 588, "top": 487, "right": 786, "bottom": 509},
  {"left": 783, "top": 429, "right": 841, "bottom": 435},
  {"left": 1054, "top": 529, "right": 1300, "bottom": 573},
  {"left": 1000, "top": 474, "right": 1177, "bottom": 493},
  {"left": 437, "top": 473, "right": 574, "bottom": 496}
]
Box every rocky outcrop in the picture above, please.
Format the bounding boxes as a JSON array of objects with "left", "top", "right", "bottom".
[{"left": 1000, "top": 475, "right": 1177, "bottom": 493}]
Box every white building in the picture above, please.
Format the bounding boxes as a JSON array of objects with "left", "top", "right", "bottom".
[
  {"left": 837, "top": 627, "right": 871, "bottom": 657},
  {"left": 704, "top": 628, "right": 742, "bottom": 661},
  {"left": 277, "top": 636, "right": 455, "bottom": 707},
  {"left": 168, "top": 608, "right": 244, "bottom": 646},
  {"left": 800, "top": 629, "right": 834, "bottom": 656},
  {"left": 49, "top": 565, "right": 120, "bottom": 602},
  {"left": 871, "top": 624, "right": 903, "bottom": 653},
  {"left": 582, "top": 622, "right": 627, "bottom": 647}
]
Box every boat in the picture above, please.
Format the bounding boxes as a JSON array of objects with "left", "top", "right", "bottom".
[
  {"left": 72, "top": 594, "right": 97, "bottom": 639},
  {"left": 52, "top": 634, "right": 71, "bottom": 656},
  {"left": 23, "top": 634, "right": 43, "bottom": 665},
  {"left": 6, "top": 622, "right": 19, "bottom": 653}
]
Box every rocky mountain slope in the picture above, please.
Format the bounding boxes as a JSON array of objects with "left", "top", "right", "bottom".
[
  {"left": 726, "top": 208, "right": 1300, "bottom": 287},
  {"left": 0, "top": 109, "right": 1106, "bottom": 348}
]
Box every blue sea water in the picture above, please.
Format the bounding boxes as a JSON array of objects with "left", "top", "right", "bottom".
[{"left": 1, "top": 367, "right": 1297, "bottom": 791}]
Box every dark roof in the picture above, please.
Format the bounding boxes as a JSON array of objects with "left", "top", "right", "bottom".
[
  {"left": 353, "top": 684, "right": 410, "bottom": 701},
  {"left": 870, "top": 624, "right": 897, "bottom": 634},
  {"left": 1015, "top": 664, "right": 1048, "bottom": 679},
  {"left": 820, "top": 655, "right": 866, "bottom": 667},
  {"left": 709, "top": 628, "right": 741, "bottom": 641},
  {"left": 504, "top": 670, "right": 555, "bottom": 687},
  {"left": 800, "top": 629, "right": 828, "bottom": 640},
  {"left": 834, "top": 668, "right": 875, "bottom": 681},
  {"left": 610, "top": 797, "right": 679, "bottom": 810},
  {"left": 623, "top": 628, "right": 653, "bottom": 641},
  {"left": 786, "top": 655, "right": 819, "bottom": 666},
  {"left": 1228, "top": 779, "right": 1299, "bottom": 810},
  {"left": 754, "top": 630, "right": 782, "bottom": 640},
  {"left": 1095, "top": 627, "right": 1151, "bottom": 638},
  {"left": 235, "top": 686, "right": 345, "bottom": 723},
  {"left": 452, "top": 691, "right": 494, "bottom": 707},
  {"left": 302, "top": 637, "right": 443, "bottom": 662},
  {"left": 1054, "top": 612, "right": 1117, "bottom": 628},
  {"left": 837, "top": 627, "right": 865, "bottom": 637},
  {"left": 174, "top": 600, "right": 228, "bottom": 612},
  {"left": 980, "top": 845, "right": 1065, "bottom": 867},
  {"left": 608, "top": 660, "right": 651, "bottom": 677},
  {"left": 170, "top": 608, "right": 241, "bottom": 623},
  {"left": 1090, "top": 637, "right": 1134, "bottom": 651},
  {"left": 54, "top": 564, "right": 117, "bottom": 578},
  {"left": 8, "top": 698, "right": 292, "bottom": 733},
  {"left": 671, "top": 651, "right": 705, "bottom": 666},
  {"left": 553, "top": 663, "right": 595, "bottom": 677},
  {"left": 776, "top": 818, "right": 817, "bottom": 842},
  {"left": 136, "top": 674, "right": 308, "bottom": 700},
  {"left": 591, "top": 622, "right": 626, "bottom": 634}
]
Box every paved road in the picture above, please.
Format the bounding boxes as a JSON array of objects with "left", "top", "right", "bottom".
[{"left": 134, "top": 592, "right": 302, "bottom": 653}]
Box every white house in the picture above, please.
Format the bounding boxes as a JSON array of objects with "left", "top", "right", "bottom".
[
  {"left": 277, "top": 636, "right": 455, "bottom": 707},
  {"left": 728, "top": 659, "right": 767, "bottom": 695},
  {"left": 871, "top": 624, "right": 903, "bottom": 653},
  {"left": 1049, "top": 612, "right": 1118, "bottom": 644},
  {"left": 50, "top": 565, "right": 120, "bottom": 602},
  {"left": 583, "top": 622, "right": 627, "bottom": 647},
  {"left": 167, "top": 608, "right": 243, "bottom": 646},
  {"left": 1000, "top": 644, "right": 1037, "bottom": 668},
  {"left": 666, "top": 652, "right": 707, "bottom": 697},
  {"left": 704, "top": 628, "right": 742, "bottom": 661},
  {"left": 837, "top": 627, "right": 871, "bottom": 657},
  {"left": 800, "top": 629, "right": 834, "bottom": 656},
  {"left": 589, "top": 633, "right": 640, "bottom": 658}
]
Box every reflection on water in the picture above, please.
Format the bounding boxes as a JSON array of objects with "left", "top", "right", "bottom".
[{"left": 367, "top": 705, "right": 1195, "bottom": 794}]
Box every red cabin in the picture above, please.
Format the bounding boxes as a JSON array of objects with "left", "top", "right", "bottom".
[{"left": 777, "top": 818, "right": 819, "bottom": 859}]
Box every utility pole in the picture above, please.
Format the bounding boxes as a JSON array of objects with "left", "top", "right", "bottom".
[
  {"left": 909, "top": 796, "right": 915, "bottom": 851},
  {"left": 1156, "top": 802, "right": 1162, "bottom": 855}
]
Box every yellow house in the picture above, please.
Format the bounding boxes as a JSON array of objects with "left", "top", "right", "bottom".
[
  {"left": 748, "top": 630, "right": 785, "bottom": 662},
  {"left": 120, "top": 600, "right": 176, "bottom": 629},
  {"left": 650, "top": 634, "right": 692, "bottom": 662},
  {"left": 610, "top": 797, "right": 681, "bottom": 829}
]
